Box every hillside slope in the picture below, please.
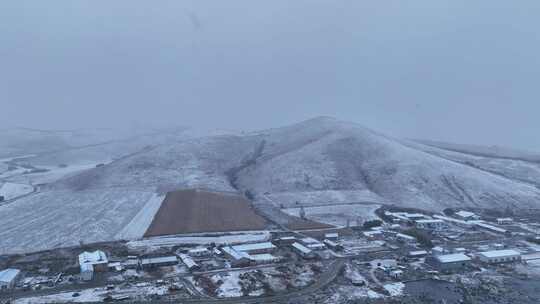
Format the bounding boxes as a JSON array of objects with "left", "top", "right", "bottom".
[
  {"left": 233, "top": 117, "right": 540, "bottom": 211},
  {"left": 2, "top": 117, "right": 540, "bottom": 253}
]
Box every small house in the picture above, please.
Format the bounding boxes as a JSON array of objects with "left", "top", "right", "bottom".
[
  {"left": 140, "top": 256, "right": 178, "bottom": 269},
  {"left": 232, "top": 242, "right": 277, "bottom": 254},
  {"left": 291, "top": 242, "right": 315, "bottom": 259},
  {"left": 0, "top": 268, "right": 21, "bottom": 289},
  {"left": 477, "top": 249, "right": 521, "bottom": 264},
  {"left": 426, "top": 253, "right": 471, "bottom": 272}
]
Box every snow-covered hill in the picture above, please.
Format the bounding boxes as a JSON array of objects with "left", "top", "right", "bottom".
[
  {"left": 2, "top": 117, "right": 540, "bottom": 253},
  {"left": 234, "top": 117, "right": 540, "bottom": 211}
]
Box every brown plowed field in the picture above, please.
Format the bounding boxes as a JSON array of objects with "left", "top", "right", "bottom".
[{"left": 144, "top": 189, "right": 268, "bottom": 237}]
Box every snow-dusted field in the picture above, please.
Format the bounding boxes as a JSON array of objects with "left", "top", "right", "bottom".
[
  {"left": 283, "top": 203, "right": 380, "bottom": 227},
  {"left": 13, "top": 284, "right": 170, "bottom": 304},
  {"left": 115, "top": 193, "right": 165, "bottom": 240},
  {"left": 266, "top": 190, "right": 387, "bottom": 208},
  {"left": 0, "top": 182, "right": 34, "bottom": 200},
  {"left": 7, "top": 163, "right": 100, "bottom": 186},
  {"left": 0, "top": 188, "right": 155, "bottom": 254}
]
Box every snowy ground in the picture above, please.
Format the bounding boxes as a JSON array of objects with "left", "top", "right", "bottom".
[
  {"left": 190, "top": 264, "right": 320, "bottom": 298},
  {"left": 13, "top": 284, "right": 170, "bottom": 303},
  {"left": 325, "top": 286, "right": 383, "bottom": 303},
  {"left": 0, "top": 188, "right": 155, "bottom": 254},
  {"left": 115, "top": 193, "right": 165, "bottom": 240},
  {"left": 0, "top": 154, "right": 37, "bottom": 163},
  {"left": 266, "top": 190, "right": 387, "bottom": 208},
  {"left": 383, "top": 282, "right": 405, "bottom": 297},
  {"left": 283, "top": 203, "right": 380, "bottom": 227},
  {"left": 0, "top": 182, "right": 34, "bottom": 200},
  {"left": 210, "top": 270, "right": 264, "bottom": 297},
  {"left": 7, "top": 163, "right": 101, "bottom": 186}
]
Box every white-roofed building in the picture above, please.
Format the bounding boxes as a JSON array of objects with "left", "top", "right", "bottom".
[
  {"left": 477, "top": 249, "right": 521, "bottom": 264},
  {"left": 416, "top": 219, "right": 446, "bottom": 231},
  {"left": 408, "top": 250, "right": 428, "bottom": 258},
  {"left": 431, "top": 246, "right": 446, "bottom": 256},
  {"left": 323, "top": 239, "right": 342, "bottom": 250},
  {"left": 188, "top": 248, "right": 211, "bottom": 257},
  {"left": 80, "top": 263, "right": 94, "bottom": 281},
  {"left": 496, "top": 218, "right": 513, "bottom": 225},
  {"left": 275, "top": 236, "right": 296, "bottom": 246},
  {"left": 307, "top": 243, "right": 326, "bottom": 251},
  {"left": 455, "top": 211, "right": 479, "bottom": 221},
  {"left": 0, "top": 268, "right": 21, "bottom": 289},
  {"left": 232, "top": 242, "right": 276, "bottom": 254},
  {"left": 426, "top": 253, "right": 471, "bottom": 271},
  {"left": 179, "top": 254, "right": 199, "bottom": 271},
  {"left": 363, "top": 230, "right": 384, "bottom": 240},
  {"left": 475, "top": 223, "right": 508, "bottom": 234},
  {"left": 250, "top": 254, "right": 280, "bottom": 264},
  {"left": 78, "top": 250, "right": 108, "bottom": 280},
  {"left": 433, "top": 215, "right": 473, "bottom": 228},
  {"left": 221, "top": 247, "right": 252, "bottom": 267},
  {"left": 396, "top": 233, "right": 416, "bottom": 243},
  {"left": 324, "top": 233, "right": 339, "bottom": 240},
  {"left": 291, "top": 242, "right": 315, "bottom": 259}
]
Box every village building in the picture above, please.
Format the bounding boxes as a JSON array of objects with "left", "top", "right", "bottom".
[
  {"left": 0, "top": 268, "right": 21, "bottom": 289},
  {"left": 188, "top": 248, "right": 211, "bottom": 257},
  {"left": 274, "top": 236, "right": 297, "bottom": 246},
  {"left": 123, "top": 258, "right": 140, "bottom": 269},
  {"left": 396, "top": 233, "right": 416, "bottom": 243},
  {"left": 232, "top": 242, "right": 276, "bottom": 254},
  {"left": 426, "top": 253, "right": 472, "bottom": 271},
  {"left": 80, "top": 264, "right": 94, "bottom": 281},
  {"left": 475, "top": 222, "right": 508, "bottom": 234},
  {"left": 79, "top": 250, "right": 108, "bottom": 272},
  {"left": 496, "top": 218, "right": 513, "bottom": 225},
  {"left": 477, "top": 249, "right": 522, "bottom": 264},
  {"left": 408, "top": 250, "right": 428, "bottom": 258},
  {"left": 431, "top": 246, "right": 446, "bottom": 256},
  {"left": 291, "top": 242, "right": 315, "bottom": 259},
  {"left": 363, "top": 230, "right": 384, "bottom": 240},
  {"left": 78, "top": 250, "right": 108, "bottom": 280},
  {"left": 323, "top": 239, "right": 342, "bottom": 250},
  {"left": 221, "top": 247, "right": 252, "bottom": 267},
  {"left": 299, "top": 237, "right": 326, "bottom": 250},
  {"left": 140, "top": 256, "right": 178, "bottom": 269},
  {"left": 415, "top": 219, "right": 446, "bottom": 231},
  {"left": 107, "top": 262, "right": 123, "bottom": 272},
  {"left": 454, "top": 211, "right": 479, "bottom": 221},
  {"left": 390, "top": 270, "right": 404, "bottom": 279},
  {"left": 452, "top": 248, "right": 467, "bottom": 253},
  {"left": 433, "top": 215, "right": 474, "bottom": 228},
  {"left": 371, "top": 259, "right": 397, "bottom": 269},
  {"left": 179, "top": 254, "right": 199, "bottom": 271},
  {"left": 250, "top": 254, "right": 280, "bottom": 265},
  {"left": 324, "top": 233, "right": 339, "bottom": 241}
]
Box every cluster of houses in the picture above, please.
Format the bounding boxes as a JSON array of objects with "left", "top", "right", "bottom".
[
  {"left": 421, "top": 247, "right": 522, "bottom": 272},
  {"left": 385, "top": 210, "right": 515, "bottom": 236},
  {"left": 78, "top": 250, "right": 181, "bottom": 281},
  {"left": 74, "top": 233, "right": 342, "bottom": 282}
]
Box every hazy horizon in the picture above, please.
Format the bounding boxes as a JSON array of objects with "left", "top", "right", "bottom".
[{"left": 2, "top": 1, "right": 540, "bottom": 151}]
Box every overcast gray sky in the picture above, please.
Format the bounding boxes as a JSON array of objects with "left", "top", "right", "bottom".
[{"left": 1, "top": 1, "right": 540, "bottom": 150}]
